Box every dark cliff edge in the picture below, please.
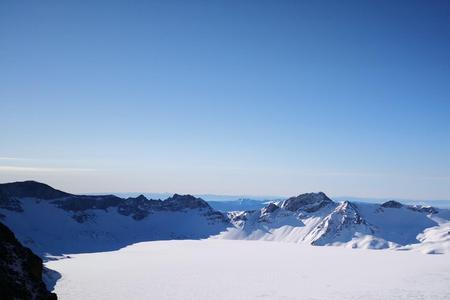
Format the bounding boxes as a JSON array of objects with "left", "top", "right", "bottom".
[{"left": 0, "top": 221, "right": 57, "bottom": 300}]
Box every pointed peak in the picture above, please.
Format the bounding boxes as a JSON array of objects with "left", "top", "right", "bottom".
[
  {"left": 165, "top": 194, "right": 210, "bottom": 210},
  {"left": 136, "top": 194, "right": 147, "bottom": 201},
  {"left": 262, "top": 203, "right": 280, "bottom": 214},
  {"left": 336, "top": 201, "right": 359, "bottom": 212}
]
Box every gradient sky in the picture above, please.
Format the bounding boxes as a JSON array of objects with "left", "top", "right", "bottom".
[{"left": 1, "top": 0, "right": 450, "bottom": 199}]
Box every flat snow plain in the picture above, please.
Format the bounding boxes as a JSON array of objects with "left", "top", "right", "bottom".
[{"left": 46, "top": 240, "right": 450, "bottom": 300}]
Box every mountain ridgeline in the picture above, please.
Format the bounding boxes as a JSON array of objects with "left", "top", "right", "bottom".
[
  {"left": 1, "top": 181, "right": 449, "bottom": 256},
  {"left": 0, "top": 181, "right": 229, "bottom": 256}
]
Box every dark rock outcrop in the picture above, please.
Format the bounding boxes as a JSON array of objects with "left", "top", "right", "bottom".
[
  {"left": 381, "top": 200, "right": 403, "bottom": 208},
  {"left": 0, "top": 221, "right": 57, "bottom": 300},
  {"left": 163, "top": 194, "right": 210, "bottom": 210},
  {"left": 281, "top": 192, "right": 334, "bottom": 213},
  {"left": 262, "top": 203, "right": 279, "bottom": 214}
]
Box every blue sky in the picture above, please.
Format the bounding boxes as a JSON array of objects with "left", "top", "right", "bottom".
[{"left": 1, "top": 1, "right": 449, "bottom": 199}]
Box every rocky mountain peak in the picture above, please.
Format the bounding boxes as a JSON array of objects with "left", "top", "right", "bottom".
[
  {"left": 164, "top": 194, "right": 210, "bottom": 210},
  {"left": 261, "top": 203, "right": 280, "bottom": 214},
  {"left": 136, "top": 194, "right": 147, "bottom": 201},
  {"left": 280, "top": 192, "right": 334, "bottom": 213},
  {"left": 335, "top": 201, "right": 365, "bottom": 224},
  {"left": 381, "top": 200, "right": 403, "bottom": 208}
]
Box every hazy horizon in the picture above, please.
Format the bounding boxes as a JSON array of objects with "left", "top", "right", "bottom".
[{"left": 3, "top": 178, "right": 450, "bottom": 203}]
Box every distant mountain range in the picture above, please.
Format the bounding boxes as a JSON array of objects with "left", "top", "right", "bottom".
[
  {"left": 332, "top": 196, "right": 450, "bottom": 208},
  {"left": 91, "top": 192, "right": 450, "bottom": 211},
  {"left": 0, "top": 181, "right": 449, "bottom": 258}
]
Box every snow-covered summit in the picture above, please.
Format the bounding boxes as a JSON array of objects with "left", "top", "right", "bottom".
[{"left": 307, "top": 201, "right": 376, "bottom": 247}]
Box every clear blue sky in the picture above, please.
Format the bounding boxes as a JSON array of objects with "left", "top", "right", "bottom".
[{"left": 1, "top": 0, "right": 449, "bottom": 199}]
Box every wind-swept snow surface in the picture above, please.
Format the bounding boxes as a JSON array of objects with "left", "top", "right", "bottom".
[{"left": 46, "top": 240, "right": 450, "bottom": 300}]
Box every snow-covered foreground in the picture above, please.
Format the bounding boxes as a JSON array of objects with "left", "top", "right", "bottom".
[{"left": 46, "top": 240, "right": 450, "bottom": 300}]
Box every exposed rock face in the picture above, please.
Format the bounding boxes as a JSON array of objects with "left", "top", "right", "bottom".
[
  {"left": 163, "top": 194, "right": 210, "bottom": 210},
  {"left": 381, "top": 200, "right": 403, "bottom": 208},
  {"left": 280, "top": 192, "right": 334, "bottom": 213},
  {"left": 118, "top": 196, "right": 150, "bottom": 220},
  {"left": 229, "top": 211, "right": 248, "bottom": 222},
  {"left": 262, "top": 203, "right": 279, "bottom": 214},
  {"left": 0, "top": 221, "right": 57, "bottom": 300}
]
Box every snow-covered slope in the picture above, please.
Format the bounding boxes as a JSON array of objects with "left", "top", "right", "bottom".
[
  {"left": 46, "top": 240, "right": 450, "bottom": 300},
  {"left": 1, "top": 181, "right": 449, "bottom": 255},
  {"left": 400, "top": 222, "right": 450, "bottom": 254},
  {"left": 217, "top": 194, "right": 450, "bottom": 252},
  {"left": 0, "top": 181, "right": 230, "bottom": 257}
]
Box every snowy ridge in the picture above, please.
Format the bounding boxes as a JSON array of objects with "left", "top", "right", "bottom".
[
  {"left": 307, "top": 201, "right": 377, "bottom": 247},
  {"left": 218, "top": 192, "right": 450, "bottom": 253},
  {"left": 0, "top": 181, "right": 229, "bottom": 257},
  {"left": 1, "top": 181, "right": 450, "bottom": 256}
]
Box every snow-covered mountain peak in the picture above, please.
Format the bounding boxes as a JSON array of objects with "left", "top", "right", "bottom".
[
  {"left": 335, "top": 200, "right": 364, "bottom": 219},
  {"left": 307, "top": 200, "right": 375, "bottom": 246}
]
